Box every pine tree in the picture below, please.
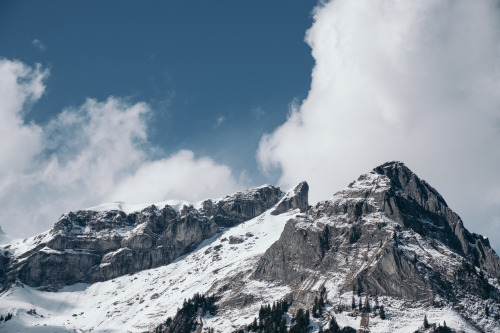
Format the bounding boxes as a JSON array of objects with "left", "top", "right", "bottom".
[
  {"left": 318, "top": 295, "right": 325, "bottom": 312},
  {"left": 289, "top": 308, "right": 310, "bottom": 333},
  {"left": 486, "top": 305, "right": 490, "bottom": 317},
  {"left": 279, "top": 317, "right": 287, "bottom": 333},
  {"left": 358, "top": 297, "right": 362, "bottom": 311},
  {"left": 363, "top": 296, "right": 370, "bottom": 313},
  {"left": 251, "top": 317, "right": 258, "bottom": 331},
  {"left": 329, "top": 316, "right": 340, "bottom": 333},
  {"left": 313, "top": 296, "right": 319, "bottom": 318},
  {"left": 352, "top": 296, "right": 356, "bottom": 310},
  {"left": 379, "top": 305, "right": 386, "bottom": 320},
  {"left": 423, "top": 315, "right": 429, "bottom": 329}
]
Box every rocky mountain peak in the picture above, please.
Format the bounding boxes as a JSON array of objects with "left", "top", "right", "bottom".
[
  {"left": 271, "top": 181, "right": 309, "bottom": 215},
  {"left": 1, "top": 163, "right": 500, "bottom": 332},
  {"left": 327, "top": 162, "right": 467, "bottom": 255},
  {"left": 373, "top": 161, "right": 448, "bottom": 208},
  {"left": 254, "top": 162, "right": 500, "bottom": 311}
]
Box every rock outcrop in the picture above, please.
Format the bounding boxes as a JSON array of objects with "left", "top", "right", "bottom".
[
  {"left": 1, "top": 185, "right": 283, "bottom": 290},
  {"left": 253, "top": 161, "right": 500, "bottom": 304},
  {"left": 271, "top": 181, "right": 309, "bottom": 215},
  {"left": 1, "top": 162, "right": 500, "bottom": 332}
]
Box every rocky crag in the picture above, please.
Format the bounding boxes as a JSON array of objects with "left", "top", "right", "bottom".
[
  {"left": 254, "top": 162, "right": 500, "bottom": 303},
  {"left": 0, "top": 161, "right": 499, "bottom": 333},
  {"left": 0, "top": 185, "right": 282, "bottom": 290}
]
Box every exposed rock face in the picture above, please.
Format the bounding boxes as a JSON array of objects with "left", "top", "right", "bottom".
[
  {"left": 271, "top": 181, "right": 309, "bottom": 215},
  {"left": 1, "top": 163, "right": 500, "bottom": 332},
  {"left": 1, "top": 185, "right": 283, "bottom": 290},
  {"left": 253, "top": 161, "right": 500, "bottom": 305}
]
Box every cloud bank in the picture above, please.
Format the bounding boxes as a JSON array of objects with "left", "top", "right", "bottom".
[
  {"left": 258, "top": 0, "right": 500, "bottom": 248},
  {"left": 0, "top": 59, "right": 242, "bottom": 238}
]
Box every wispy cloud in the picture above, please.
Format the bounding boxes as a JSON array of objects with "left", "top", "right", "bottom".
[
  {"left": 252, "top": 106, "right": 265, "bottom": 119},
  {"left": 214, "top": 115, "right": 226, "bottom": 128},
  {"left": 0, "top": 59, "right": 243, "bottom": 238},
  {"left": 31, "top": 38, "right": 46, "bottom": 52},
  {"left": 258, "top": 0, "right": 500, "bottom": 250}
]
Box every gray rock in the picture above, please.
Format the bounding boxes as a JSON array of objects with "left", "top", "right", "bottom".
[
  {"left": 271, "top": 181, "right": 309, "bottom": 215},
  {"left": 2, "top": 185, "right": 284, "bottom": 290},
  {"left": 229, "top": 236, "right": 244, "bottom": 244},
  {"left": 253, "top": 161, "right": 500, "bottom": 308}
]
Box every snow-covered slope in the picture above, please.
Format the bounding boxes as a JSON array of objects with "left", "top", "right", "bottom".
[
  {"left": 0, "top": 162, "right": 499, "bottom": 333},
  {"left": 0, "top": 208, "right": 296, "bottom": 332}
]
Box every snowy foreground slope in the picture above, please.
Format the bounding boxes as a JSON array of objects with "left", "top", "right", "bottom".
[{"left": 1, "top": 162, "right": 500, "bottom": 332}]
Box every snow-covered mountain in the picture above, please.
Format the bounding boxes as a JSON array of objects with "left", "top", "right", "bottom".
[{"left": 0, "top": 162, "right": 499, "bottom": 332}]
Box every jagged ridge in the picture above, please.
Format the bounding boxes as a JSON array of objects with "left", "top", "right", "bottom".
[
  {"left": 252, "top": 162, "right": 500, "bottom": 324},
  {"left": 0, "top": 161, "right": 499, "bottom": 333},
  {"left": 0, "top": 185, "right": 283, "bottom": 290}
]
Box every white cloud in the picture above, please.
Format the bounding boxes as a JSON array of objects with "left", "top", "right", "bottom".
[
  {"left": 0, "top": 59, "right": 46, "bottom": 180},
  {"left": 110, "top": 150, "right": 240, "bottom": 203},
  {"left": 31, "top": 39, "right": 46, "bottom": 52},
  {"left": 258, "top": 0, "right": 500, "bottom": 250},
  {"left": 0, "top": 59, "right": 242, "bottom": 238},
  {"left": 214, "top": 115, "right": 226, "bottom": 128}
]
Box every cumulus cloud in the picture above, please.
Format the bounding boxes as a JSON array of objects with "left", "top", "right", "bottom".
[
  {"left": 110, "top": 150, "right": 239, "bottom": 203},
  {"left": 258, "top": 0, "right": 500, "bottom": 249},
  {"left": 0, "top": 59, "right": 242, "bottom": 238},
  {"left": 0, "top": 60, "right": 46, "bottom": 182}
]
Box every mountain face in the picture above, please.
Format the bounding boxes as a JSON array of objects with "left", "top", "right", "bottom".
[
  {"left": 1, "top": 185, "right": 283, "bottom": 290},
  {"left": 0, "top": 162, "right": 499, "bottom": 333},
  {"left": 254, "top": 162, "right": 500, "bottom": 302}
]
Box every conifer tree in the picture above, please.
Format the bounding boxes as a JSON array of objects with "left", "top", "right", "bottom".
[
  {"left": 423, "top": 315, "right": 429, "bottom": 329},
  {"left": 318, "top": 295, "right": 325, "bottom": 311},
  {"left": 279, "top": 317, "right": 287, "bottom": 333},
  {"left": 313, "top": 296, "right": 319, "bottom": 318},
  {"left": 329, "top": 316, "right": 340, "bottom": 333},
  {"left": 379, "top": 305, "right": 386, "bottom": 320},
  {"left": 363, "top": 296, "right": 370, "bottom": 313},
  {"left": 252, "top": 318, "right": 258, "bottom": 331}
]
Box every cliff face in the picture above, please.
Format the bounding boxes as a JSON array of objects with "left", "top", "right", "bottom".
[
  {"left": 1, "top": 185, "right": 283, "bottom": 290},
  {"left": 1, "top": 162, "right": 500, "bottom": 332},
  {"left": 253, "top": 162, "right": 500, "bottom": 303}
]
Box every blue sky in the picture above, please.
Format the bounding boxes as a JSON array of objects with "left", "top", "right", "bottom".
[
  {"left": 2, "top": 0, "right": 500, "bottom": 253},
  {"left": 0, "top": 0, "right": 314, "bottom": 185}
]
